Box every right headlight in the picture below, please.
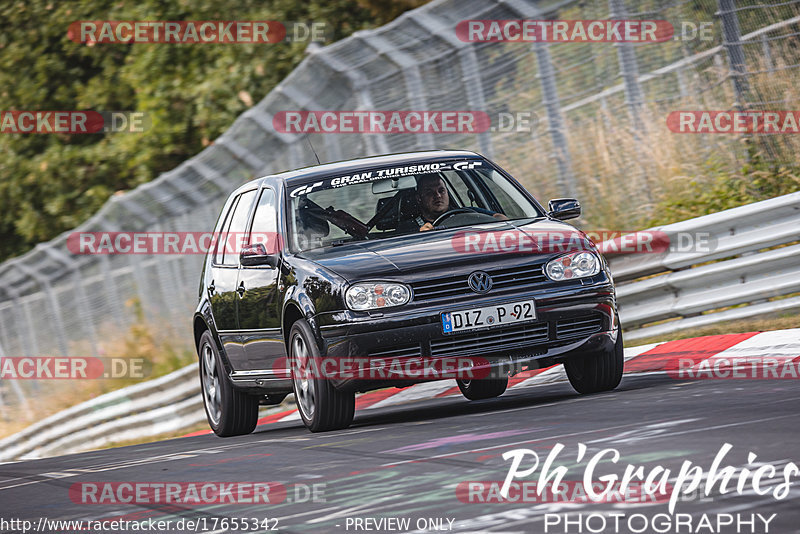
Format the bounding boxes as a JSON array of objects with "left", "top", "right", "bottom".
[
  {"left": 545, "top": 251, "right": 600, "bottom": 281},
  {"left": 345, "top": 282, "right": 411, "bottom": 311}
]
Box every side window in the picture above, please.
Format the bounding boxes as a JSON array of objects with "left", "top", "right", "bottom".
[
  {"left": 216, "top": 189, "right": 257, "bottom": 266},
  {"left": 250, "top": 187, "right": 278, "bottom": 238},
  {"left": 248, "top": 188, "right": 278, "bottom": 253},
  {"left": 213, "top": 196, "right": 239, "bottom": 265},
  {"left": 479, "top": 170, "right": 534, "bottom": 218},
  {"left": 481, "top": 176, "right": 519, "bottom": 216}
]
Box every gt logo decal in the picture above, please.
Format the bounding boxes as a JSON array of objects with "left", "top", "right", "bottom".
[
  {"left": 290, "top": 181, "right": 323, "bottom": 198},
  {"left": 453, "top": 161, "right": 482, "bottom": 171}
]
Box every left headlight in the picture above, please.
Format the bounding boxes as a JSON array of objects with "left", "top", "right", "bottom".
[
  {"left": 545, "top": 251, "right": 600, "bottom": 281},
  {"left": 345, "top": 282, "right": 411, "bottom": 311}
]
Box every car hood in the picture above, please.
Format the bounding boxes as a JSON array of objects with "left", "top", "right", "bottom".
[{"left": 299, "top": 218, "right": 590, "bottom": 282}]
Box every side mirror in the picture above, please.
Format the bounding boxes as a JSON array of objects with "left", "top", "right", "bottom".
[
  {"left": 240, "top": 243, "right": 277, "bottom": 267},
  {"left": 548, "top": 198, "right": 581, "bottom": 220}
]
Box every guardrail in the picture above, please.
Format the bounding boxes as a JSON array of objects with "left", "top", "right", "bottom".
[
  {"left": 2, "top": 192, "right": 798, "bottom": 461},
  {"left": 0, "top": 365, "right": 204, "bottom": 461},
  {"left": 610, "top": 191, "right": 800, "bottom": 341}
]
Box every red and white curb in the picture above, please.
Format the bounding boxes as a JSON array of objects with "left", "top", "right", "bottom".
[{"left": 184, "top": 329, "right": 799, "bottom": 436}]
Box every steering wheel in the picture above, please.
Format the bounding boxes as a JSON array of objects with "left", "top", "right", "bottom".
[
  {"left": 432, "top": 208, "right": 496, "bottom": 228},
  {"left": 432, "top": 208, "right": 478, "bottom": 226}
]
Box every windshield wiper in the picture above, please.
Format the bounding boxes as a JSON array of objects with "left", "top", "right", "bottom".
[{"left": 330, "top": 239, "right": 358, "bottom": 247}]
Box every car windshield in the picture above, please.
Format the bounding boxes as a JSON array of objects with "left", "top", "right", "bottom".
[{"left": 287, "top": 160, "right": 543, "bottom": 252}]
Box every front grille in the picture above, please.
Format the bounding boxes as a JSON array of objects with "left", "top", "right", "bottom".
[
  {"left": 367, "top": 343, "right": 422, "bottom": 359},
  {"left": 412, "top": 264, "right": 548, "bottom": 301},
  {"left": 556, "top": 315, "right": 603, "bottom": 340},
  {"left": 429, "top": 321, "right": 549, "bottom": 358}
]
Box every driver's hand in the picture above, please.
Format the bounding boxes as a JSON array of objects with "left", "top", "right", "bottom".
[
  {"left": 419, "top": 222, "right": 434, "bottom": 232},
  {"left": 493, "top": 213, "right": 509, "bottom": 221}
]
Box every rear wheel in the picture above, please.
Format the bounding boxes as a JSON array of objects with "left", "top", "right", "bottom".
[
  {"left": 290, "top": 319, "right": 355, "bottom": 432},
  {"left": 198, "top": 331, "right": 259, "bottom": 437},
  {"left": 564, "top": 329, "right": 624, "bottom": 394},
  {"left": 456, "top": 377, "right": 508, "bottom": 400}
]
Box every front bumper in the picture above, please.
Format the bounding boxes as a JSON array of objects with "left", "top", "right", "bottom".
[{"left": 316, "top": 276, "right": 617, "bottom": 392}]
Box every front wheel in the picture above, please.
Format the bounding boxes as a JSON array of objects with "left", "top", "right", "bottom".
[
  {"left": 564, "top": 329, "right": 624, "bottom": 394},
  {"left": 289, "top": 319, "right": 355, "bottom": 432},
  {"left": 198, "top": 331, "right": 259, "bottom": 437},
  {"left": 456, "top": 377, "right": 508, "bottom": 400}
]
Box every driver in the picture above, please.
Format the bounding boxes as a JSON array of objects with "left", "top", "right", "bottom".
[{"left": 414, "top": 174, "right": 507, "bottom": 232}]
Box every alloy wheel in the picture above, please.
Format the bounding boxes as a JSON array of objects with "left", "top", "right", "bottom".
[
  {"left": 201, "top": 342, "right": 221, "bottom": 425},
  {"left": 292, "top": 334, "right": 315, "bottom": 419}
]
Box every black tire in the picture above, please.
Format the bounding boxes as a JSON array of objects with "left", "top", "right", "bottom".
[
  {"left": 564, "top": 328, "right": 624, "bottom": 394},
  {"left": 289, "top": 319, "right": 355, "bottom": 432},
  {"left": 456, "top": 377, "right": 508, "bottom": 400},
  {"left": 198, "top": 330, "right": 259, "bottom": 437}
]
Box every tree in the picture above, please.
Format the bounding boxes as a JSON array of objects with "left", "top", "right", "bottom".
[{"left": 0, "top": 0, "right": 428, "bottom": 261}]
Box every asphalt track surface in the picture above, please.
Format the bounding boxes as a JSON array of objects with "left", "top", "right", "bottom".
[{"left": 1, "top": 371, "right": 799, "bottom": 534}]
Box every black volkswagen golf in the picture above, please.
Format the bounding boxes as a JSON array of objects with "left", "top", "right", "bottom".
[{"left": 193, "top": 150, "right": 622, "bottom": 435}]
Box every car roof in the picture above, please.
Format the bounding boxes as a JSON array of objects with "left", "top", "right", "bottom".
[{"left": 249, "top": 150, "right": 484, "bottom": 190}]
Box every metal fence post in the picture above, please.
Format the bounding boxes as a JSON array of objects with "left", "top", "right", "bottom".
[
  {"left": 411, "top": 14, "right": 494, "bottom": 158},
  {"left": 609, "top": 0, "right": 653, "bottom": 210},
  {"left": 760, "top": 34, "right": 774, "bottom": 73},
  {"left": 309, "top": 51, "right": 390, "bottom": 156},
  {"left": 13, "top": 263, "right": 69, "bottom": 356},
  {"left": 717, "top": 0, "right": 751, "bottom": 108},
  {"left": 533, "top": 43, "right": 577, "bottom": 199},
  {"left": 0, "top": 339, "right": 33, "bottom": 421},
  {"left": 609, "top": 0, "right": 646, "bottom": 134},
  {"left": 2, "top": 289, "right": 39, "bottom": 359},
  {"left": 360, "top": 31, "right": 436, "bottom": 151},
  {"left": 98, "top": 254, "right": 125, "bottom": 329},
  {"left": 43, "top": 247, "right": 99, "bottom": 357}
]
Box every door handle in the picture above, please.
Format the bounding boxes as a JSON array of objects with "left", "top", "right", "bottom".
[
  {"left": 207, "top": 281, "right": 215, "bottom": 296},
  {"left": 237, "top": 281, "right": 246, "bottom": 297}
]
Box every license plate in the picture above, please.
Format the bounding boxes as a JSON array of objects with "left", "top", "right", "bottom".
[{"left": 441, "top": 300, "right": 536, "bottom": 334}]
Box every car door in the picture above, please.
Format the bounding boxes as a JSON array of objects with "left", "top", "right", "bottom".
[
  {"left": 208, "top": 188, "right": 257, "bottom": 371},
  {"left": 237, "top": 187, "right": 283, "bottom": 372}
]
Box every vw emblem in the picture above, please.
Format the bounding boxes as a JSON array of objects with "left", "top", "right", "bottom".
[{"left": 468, "top": 271, "right": 493, "bottom": 294}]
